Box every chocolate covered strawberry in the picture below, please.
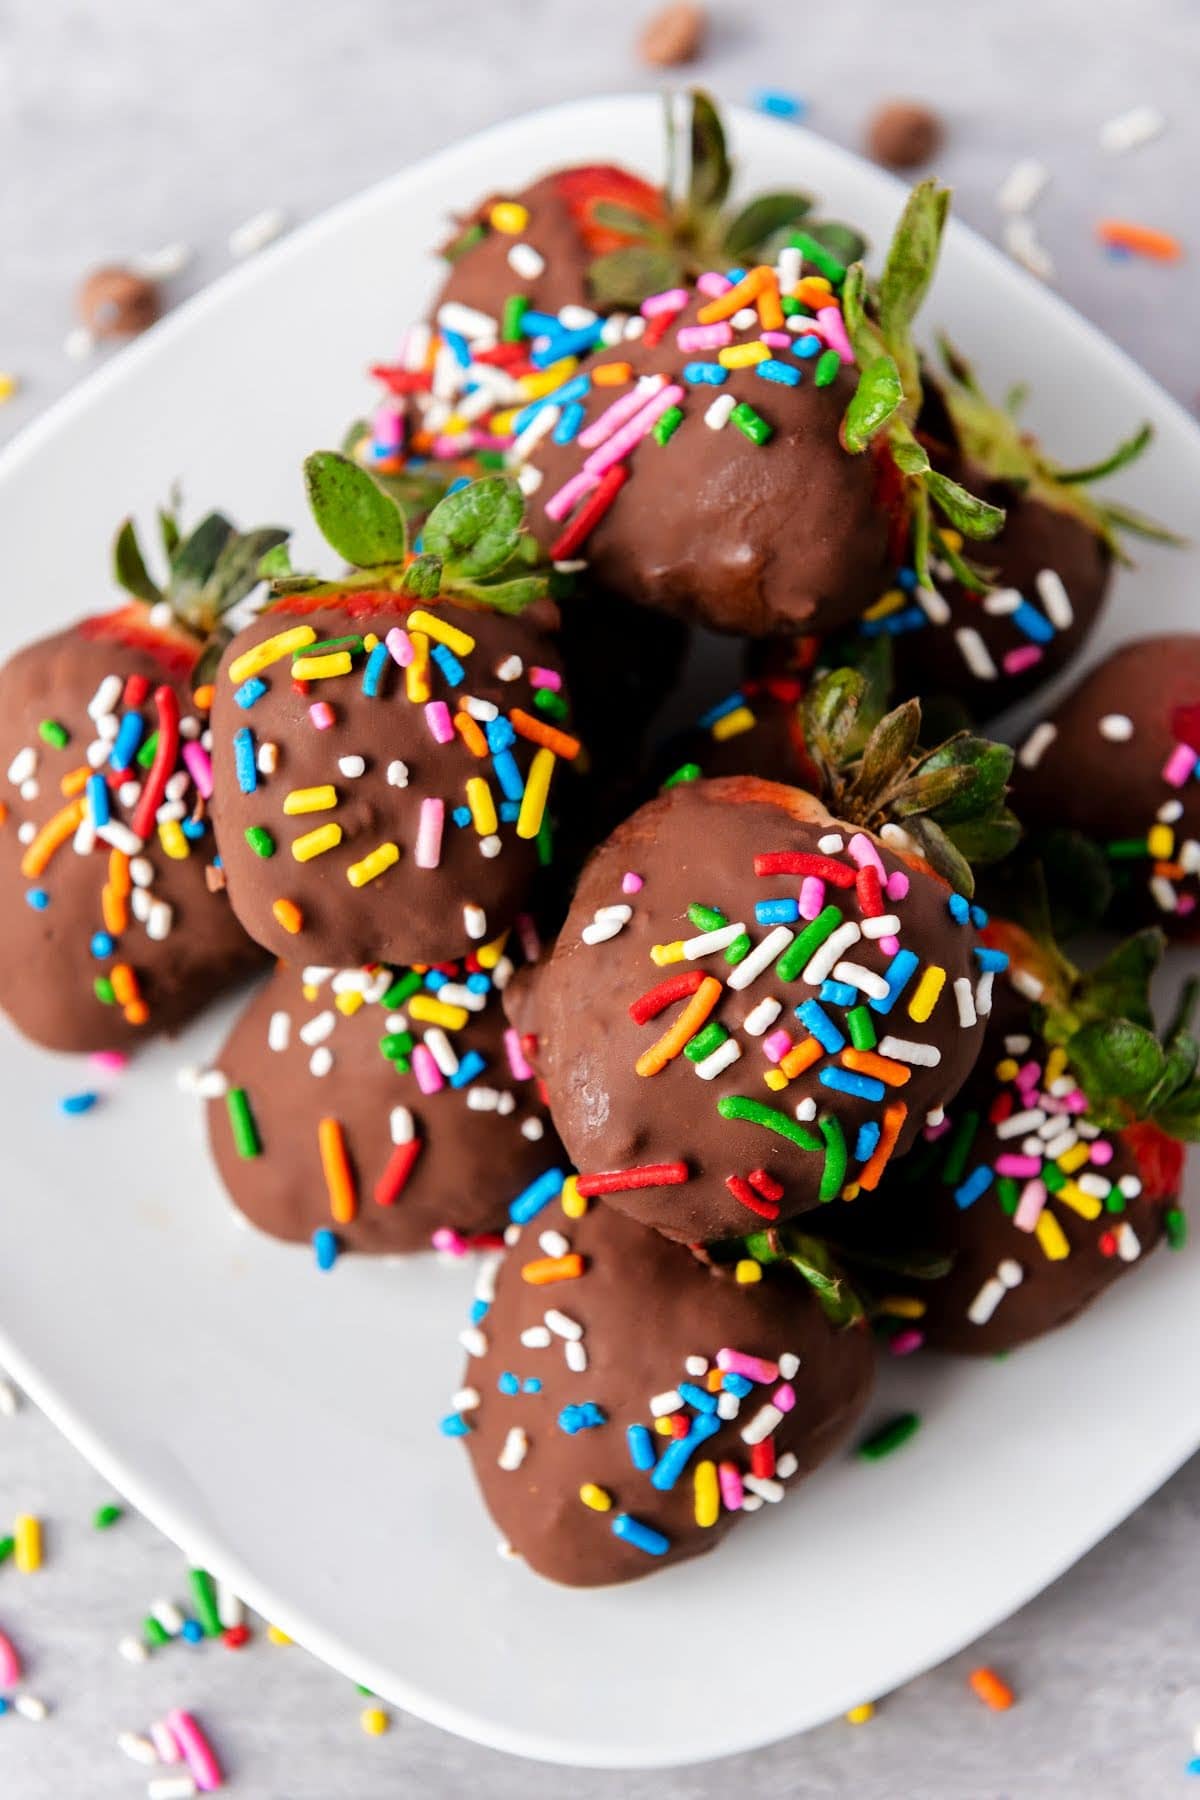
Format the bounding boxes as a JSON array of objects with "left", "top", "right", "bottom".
[
  {"left": 0, "top": 509, "right": 283, "bottom": 1052},
  {"left": 819, "top": 923, "right": 1193, "bottom": 1354},
  {"left": 447, "top": 1196, "right": 873, "bottom": 1585}
]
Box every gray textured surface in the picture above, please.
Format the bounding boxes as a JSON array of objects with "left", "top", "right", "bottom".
[{"left": 2, "top": 1, "right": 1198, "bottom": 1794}]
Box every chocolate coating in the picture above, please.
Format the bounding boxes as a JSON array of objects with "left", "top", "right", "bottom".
[
  {"left": 522, "top": 291, "right": 894, "bottom": 637},
  {"left": 0, "top": 613, "right": 263, "bottom": 1052},
  {"left": 514, "top": 777, "right": 992, "bottom": 1242},
  {"left": 1011, "top": 635, "right": 1200, "bottom": 937},
  {"left": 207, "top": 956, "right": 560, "bottom": 1256},
  {"left": 819, "top": 985, "right": 1181, "bottom": 1354},
  {"left": 654, "top": 673, "right": 816, "bottom": 790},
  {"left": 457, "top": 1200, "right": 874, "bottom": 1585},
  {"left": 210, "top": 594, "right": 580, "bottom": 968}
]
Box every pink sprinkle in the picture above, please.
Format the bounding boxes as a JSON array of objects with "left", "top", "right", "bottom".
[
  {"left": 1003, "top": 645, "right": 1043, "bottom": 675},
  {"left": 530, "top": 666, "right": 561, "bottom": 691},
  {"left": 847, "top": 831, "right": 885, "bottom": 876},
  {"left": 578, "top": 375, "right": 667, "bottom": 451},
  {"left": 641, "top": 286, "right": 690, "bottom": 318},
  {"left": 1063, "top": 1091, "right": 1088, "bottom": 1115},
  {"left": 150, "top": 1721, "right": 181, "bottom": 1764},
  {"left": 432, "top": 1227, "right": 469, "bottom": 1256},
  {"left": 90, "top": 1049, "right": 128, "bottom": 1072},
  {"left": 886, "top": 870, "right": 909, "bottom": 901},
  {"left": 308, "top": 701, "right": 335, "bottom": 730},
  {"left": 772, "top": 1383, "right": 796, "bottom": 1412},
  {"left": 799, "top": 876, "right": 826, "bottom": 919},
  {"left": 759, "top": 330, "right": 792, "bottom": 347},
  {"left": 923, "top": 1116, "right": 952, "bottom": 1141},
  {"left": 697, "top": 271, "right": 732, "bottom": 298},
  {"left": 582, "top": 382, "right": 685, "bottom": 478},
  {"left": 415, "top": 796, "right": 444, "bottom": 869},
  {"left": 373, "top": 403, "right": 404, "bottom": 450},
  {"left": 182, "top": 740, "right": 213, "bottom": 798},
  {"left": 1179, "top": 894, "right": 1198, "bottom": 916},
  {"left": 716, "top": 1349, "right": 778, "bottom": 1382},
  {"left": 1163, "top": 742, "right": 1196, "bottom": 787},
  {"left": 1016, "top": 1060, "right": 1043, "bottom": 1091},
  {"left": 424, "top": 700, "right": 454, "bottom": 744},
  {"left": 677, "top": 321, "right": 733, "bottom": 352},
  {"left": 0, "top": 1629, "right": 21, "bottom": 1686},
  {"left": 386, "top": 627, "right": 414, "bottom": 667},
  {"left": 1014, "top": 1178, "right": 1047, "bottom": 1231},
  {"left": 622, "top": 871, "right": 644, "bottom": 895},
  {"left": 879, "top": 935, "right": 901, "bottom": 958},
  {"left": 889, "top": 1328, "right": 924, "bottom": 1357},
  {"left": 504, "top": 1026, "right": 534, "bottom": 1082},
  {"left": 164, "top": 1709, "right": 223, "bottom": 1793},
  {"left": 762, "top": 1028, "right": 792, "bottom": 1064},
  {"left": 544, "top": 467, "right": 599, "bottom": 522},
  {"left": 718, "top": 1462, "right": 745, "bottom": 1511},
  {"left": 996, "top": 1153, "right": 1043, "bottom": 1178},
  {"left": 817, "top": 304, "right": 854, "bottom": 363},
  {"left": 412, "top": 1044, "right": 445, "bottom": 1095},
  {"left": 1089, "top": 1139, "right": 1115, "bottom": 1166}
]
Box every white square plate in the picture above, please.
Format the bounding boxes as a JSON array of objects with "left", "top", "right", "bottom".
[{"left": 1, "top": 95, "right": 1198, "bottom": 1770}]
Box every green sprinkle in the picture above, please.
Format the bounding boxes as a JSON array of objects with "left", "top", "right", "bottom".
[
  {"left": 93, "top": 1503, "right": 123, "bottom": 1530},
  {"left": 940, "top": 1109, "right": 979, "bottom": 1186},
  {"left": 38, "top": 719, "right": 69, "bottom": 749},
  {"left": 858, "top": 1411, "right": 920, "bottom": 1461},
  {"left": 379, "top": 1031, "right": 414, "bottom": 1061},
  {"left": 789, "top": 230, "right": 846, "bottom": 284},
  {"left": 653, "top": 404, "right": 684, "bottom": 446},
  {"left": 245, "top": 826, "right": 275, "bottom": 858},
  {"left": 502, "top": 294, "right": 530, "bottom": 343},
  {"left": 381, "top": 970, "right": 422, "bottom": 1009},
  {"left": 533, "top": 686, "right": 569, "bottom": 720},
  {"left": 730, "top": 401, "right": 772, "bottom": 446},
  {"left": 685, "top": 1022, "right": 729, "bottom": 1063},
  {"left": 1105, "top": 838, "right": 1150, "bottom": 861},
  {"left": 1104, "top": 1187, "right": 1126, "bottom": 1214},
  {"left": 190, "top": 1567, "right": 223, "bottom": 1638},
  {"left": 444, "top": 221, "right": 486, "bottom": 263},
  {"left": 846, "top": 1005, "right": 876, "bottom": 1050},
  {"left": 136, "top": 730, "right": 159, "bottom": 770},
  {"left": 226, "top": 1087, "right": 261, "bottom": 1160},
  {"left": 476, "top": 449, "right": 506, "bottom": 470},
  {"left": 1167, "top": 1207, "right": 1187, "bottom": 1249},
  {"left": 94, "top": 976, "right": 116, "bottom": 1006},
  {"left": 663, "top": 762, "right": 701, "bottom": 789},
  {"left": 390, "top": 1057, "right": 412, "bottom": 1076},
  {"left": 725, "top": 933, "right": 753, "bottom": 965},
  {"left": 0, "top": 1536, "right": 14, "bottom": 1566},
  {"left": 144, "top": 1615, "right": 170, "bottom": 1648},
  {"left": 688, "top": 904, "right": 727, "bottom": 932},
  {"left": 536, "top": 812, "right": 554, "bottom": 867},
  {"left": 777, "top": 905, "right": 843, "bottom": 982},
  {"left": 818, "top": 1113, "right": 847, "bottom": 1201},
  {"left": 814, "top": 348, "right": 841, "bottom": 388},
  {"left": 1042, "top": 1162, "right": 1066, "bottom": 1194},
  {"left": 780, "top": 295, "right": 802, "bottom": 316},
  {"left": 996, "top": 1176, "right": 1020, "bottom": 1216},
  {"left": 297, "top": 635, "right": 364, "bottom": 659},
  {"left": 717, "top": 1095, "right": 821, "bottom": 1151}
]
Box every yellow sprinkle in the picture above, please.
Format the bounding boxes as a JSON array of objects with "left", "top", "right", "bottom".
[
  {"left": 157, "top": 819, "right": 189, "bottom": 860},
  {"left": 363, "top": 633, "right": 379, "bottom": 652},
  {"left": 907, "top": 964, "right": 946, "bottom": 1024},
  {"left": 1148, "top": 824, "right": 1175, "bottom": 860},
  {"left": 292, "top": 651, "right": 353, "bottom": 681},
  {"left": 1044, "top": 1046, "right": 1068, "bottom": 1085},
  {"left": 0, "top": 373, "right": 18, "bottom": 404},
  {"left": 406, "top": 610, "right": 477, "bottom": 657},
  {"left": 1035, "top": 1208, "right": 1070, "bottom": 1261},
  {"left": 718, "top": 342, "right": 770, "bottom": 368},
  {"left": 266, "top": 1625, "right": 292, "bottom": 1646},
  {"left": 291, "top": 823, "right": 342, "bottom": 862},
  {"left": 579, "top": 1483, "right": 612, "bottom": 1512},
  {"left": 516, "top": 746, "right": 555, "bottom": 840},
  {"left": 335, "top": 990, "right": 364, "bottom": 1017},
  {"left": 712, "top": 706, "right": 756, "bottom": 742},
  {"left": 405, "top": 633, "right": 431, "bottom": 704},
  {"left": 845, "top": 1703, "right": 875, "bottom": 1725},
  {"left": 229, "top": 626, "right": 317, "bottom": 685},
  {"left": 302, "top": 984, "right": 319, "bottom": 1001},
  {"left": 863, "top": 588, "right": 907, "bottom": 622},
  {"left": 475, "top": 931, "right": 509, "bottom": 971},
  {"left": 763, "top": 1069, "right": 789, "bottom": 1092},
  {"left": 878, "top": 1295, "right": 926, "bottom": 1319},
  {"left": 283, "top": 785, "right": 338, "bottom": 815},
  {"left": 654, "top": 1417, "right": 674, "bottom": 1436},
  {"left": 440, "top": 414, "right": 469, "bottom": 436},
  {"left": 348, "top": 842, "right": 400, "bottom": 887},
  {"left": 841, "top": 1181, "right": 861, "bottom": 1201},
  {"left": 651, "top": 940, "right": 686, "bottom": 966},
  {"left": 561, "top": 1175, "right": 587, "bottom": 1220},
  {"left": 693, "top": 1460, "right": 719, "bottom": 1528},
  {"left": 14, "top": 1513, "right": 42, "bottom": 1572},
  {"left": 409, "top": 994, "right": 469, "bottom": 1031},
  {"left": 734, "top": 1259, "right": 762, "bottom": 1284},
  {"left": 1056, "top": 1142, "right": 1091, "bottom": 1175},
  {"left": 940, "top": 528, "right": 964, "bottom": 552},
  {"left": 1055, "top": 1180, "right": 1102, "bottom": 1221},
  {"left": 518, "top": 358, "right": 577, "bottom": 398},
  {"left": 489, "top": 408, "right": 519, "bottom": 436},
  {"left": 994, "top": 1057, "right": 1020, "bottom": 1081},
  {"left": 360, "top": 1706, "right": 390, "bottom": 1737},
  {"left": 466, "top": 776, "right": 498, "bottom": 836},
  {"left": 489, "top": 200, "right": 529, "bottom": 234}
]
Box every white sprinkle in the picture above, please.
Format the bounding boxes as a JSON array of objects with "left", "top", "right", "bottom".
[
  {"left": 14, "top": 1694, "right": 47, "bottom": 1722},
  {"left": 1159, "top": 799, "right": 1184, "bottom": 823},
  {"left": 776, "top": 245, "right": 802, "bottom": 290},
  {"left": 151, "top": 1598, "right": 185, "bottom": 1636},
  {"left": 681, "top": 920, "right": 746, "bottom": 959},
  {"left": 0, "top": 1376, "right": 18, "bottom": 1417},
  {"left": 496, "top": 1092, "right": 515, "bottom": 1115},
  {"left": 740, "top": 1493, "right": 764, "bottom": 1513},
  {"left": 520, "top": 1117, "right": 544, "bottom": 1140},
  {"left": 976, "top": 971, "right": 995, "bottom": 1017},
  {"left": 996, "top": 1108, "right": 1047, "bottom": 1139},
  {"left": 1151, "top": 875, "right": 1177, "bottom": 913},
  {"left": 877, "top": 1035, "right": 941, "bottom": 1067},
  {"left": 117, "top": 1731, "right": 159, "bottom": 1765},
  {"left": 717, "top": 1391, "right": 740, "bottom": 1420},
  {"left": 623, "top": 314, "right": 646, "bottom": 340},
  {"left": 386, "top": 760, "right": 409, "bottom": 787},
  {"left": 257, "top": 740, "right": 278, "bottom": 775},
  {"left": 511, "top": 405, "right": 560, "bottom": 462},
  {"left": 474, "top": 1253, "right": 502, "bottom": 1305},
  {"left": 1035, "top": 567, "right": 1073, "bottom": 628},
  {"left": 997, "top": 157, "right": 1050, "bottom": 214},
  {"left": 565, "top": 1340, "right": 588, "bottom": 1373},
  {"left": 1018, "top": 721, "right": 1058, "bottom": 769},
  {"left": 508, "top": 242, "right": 546, "bottom": 279},
  {"left": 463, "top": 904, "right": 487, "bottom": 941},
  {"left": 539, "top": 1229, "right": 570, "bottom": 1258},
  {"left": 705, "top": 393, "right": 736, "bottom": 431},
  {"left": 452, "top": 1387, "right": 481, "bottom": 1413},
  {"left": 794, "top": 1097, "right": 817, "bottom": 1122},
  {"left": 861, "top": 914, "right": 901, "bottom": 941},
  {"left": 309, "top": 1047, "right": 333, "bottom": 1078},
  {"left": 879, "top": 822, "right": 919, "bottom": 857},
  {"left": 982, "top": 586, "right": 1023, "bottom": 616},
  {"left": 229, "top": 206, "right": 287, "bottom": 258},
  {"left": 517, "top": 465, "right": 543, "bottom": 496},
  {"left": 388, "top": 1102, "right": 412, "bottom": 1151},
  {"left": 685, "top": 1355, "right": 708, "bottom": 1377},
  {"left": 776, "top": 1452, "right": 799, "bottom": 1479},
  {"left": 1119, "top": 1175, "right": 1144, "bottom": 1199},
  {"left": 337, "top": 754, "right": 366, "bottom": 779},
  {"left": 88, "top": 675, "right": 123, "bottom": 719},
  {"left": 64, "top": 324, "right": 96, "bottom": 360},
  {"left": 817, "top": 833, "right": 845, "bottom": 854},
  {"left": 830, "top": 960, "right": 890, "bottom": 1000},
  {"left": 925, "top": 1106, "right": 945, "bottom": 1129},
  {"left": 148, "top": 1776, "right": 197, "bottom": 1800},
  {"left": 401, "top": 322, "right": 432, "bottom": 370},
  {"left": 743, "top": 996, "right": 782, "bottom": 1036},
  {"left": 331, "top": 967, "right": 372, "bottom": 994},
  {"left": 424, "top": 1028, "right": 459, "bottom": 1076},
  {"left": 132, "top": 241, "right": 192, "bottom": 279},
  {"left": 1004, "top": 214, "right": 1055, "bottom": 282},
  {"left": 695, "top": 1038, "right": 743, "bottom": 1080},
  {"left": 955, "top": 626, "right": 998, "bottom": 681},
  {"left": 195, "top": 1069, "right": 227, "bottom": 1099},
  {"left": 742, "top": 1475, "right": 784, "bottom": 1503},
  {"left": 741, "top": 1402, "right": 783, "bottom": 1445},
  {"left": 117, "top": 1634, "right": 148, "bottom": 1664},
  {"left": 1116, "top": 1221, "right": 1142, "bottom": 1262},
  {"left": 459, "top": 1326, "right": 487, "bottom": 1357},
  {"left": 778, "top": 1352, "right": 800, "bottom": 1379},
  {"left": 437, "top": 299, "right": 498, "bottom": 339},
  {"left": 968, "top": 1275, "right": 1008, "bottom": 1325},
  {"left": 480, "top": 833, "right": 502, "bottom": 859},
  {"left": 953, "top": 976, "right": 977, "bottom": 1028},
  {"left": 467, "top": 1087, "right": 501, "bottom": 1112},
  {"left": 1005, "top": 1034, "right": 1032, "bottom": 1055},
  {"left": 216, "top": 1580, "right": 243, "bottom": 1630},
  {"left": 16, "top": 821, "right": 35, "bottom": 845},
  {"left": 464, "top": 694, "right": 500, "bottom": 721},
  {"left": 520, "top": 1326, "right": 552, "bottom": 1348},
  {"left": 299, "top": 1009, "right": 336, "bottom": 1047},
  {"left": 19, "top": 777, "right": 38, "bottom": 803},
  {"left": 1078, "top": 1173, "right": 1113, "bottom": 1199},
  {"left": 1099, "top": 713, "right": 1134, "bottom": 743},
  {"left": 915, "top": 585, "right": 950, "bottom": 626},
  {"left": 496, "top": 655, "right": 524, "bottom": 681},
  {"left": 802, "top": 920, "right": 862, "bottom": 986},
  {"left": 498, "top": 1427, "right": 528, "bottom": 1471},
  {"left": 727, "top": 925, "right": 793, "bottom": 991},
  {"left": 650, "top": 1389, "right": 683, "bottom": 1417},
  {"left": 582, "top": 904, "right": 632, "bottom": 945},
  {"left": 96, "top": 821, "right": 143, "bottom": 855},
  {"left": 7, "top": 747, "right": 35, "bottom": 785},
  {"left": 1100, "top": 104, "right": 1165, "bottom": 153}
]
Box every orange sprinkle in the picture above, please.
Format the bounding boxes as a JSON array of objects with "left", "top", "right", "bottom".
[
  {"left": 968, "top": 1667, "right": 1014, "bottom": 1711},
  {"left": 453, "top": 711, "right": 489, "bottom": 758},
  {"left": 101, "top": 884, "right": 127, "bottom": 935},
  {"left": 110, "top": 963, "right": 140, "bottom": 1007},
  {"left": 1097, "top": 218, "right": 1183, "bottom": 261},
  {"left": 521, "top": 1253, "right": 585, "bottom": 1285},
  {"left": 123, "top": 999, "right": 149, "bottom": 1027},
  {"left": 19, "top": 799, "right": 84, "bottom": 877},
  {"left": 842, "top": 1049, "right": 911, "bottom": 1088},
  {"left": 696, "top": 264, "right": 774, "bottom": 325},
  {"left": 592, "top": 361, "right": 633, "bottom": 385},
  {"left": 636, "top": 976, "right": 722, "bottom": 1077},
  {"left": 318, "top": 1117, "right": 357, "bottom": 1224},
  {"left": 193, "top": 683, "right": 216, "bottom": 712},
  {"left": 756, "top": 280, "right": 784, "bottom": 331},
  {"left": 0, "top": 802, "right": 7, "bottom": 827},
  {"left": 795, "top": 276, "right": 834, "bottom": 308},
  {"left": 108, "top": 849, "right": 131, "bottom": 896},
  {"left": 59, "top": 766, "right": 90, "bottom": 797},
  {"left": 272, "top": 898, "right": 304, "bottom": 935},
  {"left": 780, "top": 1036, "right": 823, "bottom": 1079},
  {"left": 509, "top": 709, "right": 581, "bottom": 761},
  {"left": 857, "top": 1101, "right": 908, "bottom": 1191},
  {"left": 1154, "top": 860, "right": 1186, "bottom": 879}
]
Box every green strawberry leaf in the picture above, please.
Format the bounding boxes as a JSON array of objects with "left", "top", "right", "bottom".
[
  {"left": 422, "top": 475, "right": 524, "bottom": 580},
  {"left": 855, "top": 697, "right": 922, "bottom": 803},
  {"left": 401, "top": 553, "right": 444, "bottom": 598},
  {"left": 258, "top": 542, "right": 293, "bottom": 579},
  {"left": 447, "top": 574, "right": 548, "bottom": 615},
  {"left": 688, "top": 89, "right": 732, "bottom": 213},
  {"left": 943, "top": 807, "right": 1022, "bottom": 866},
  {"left": 202, "top": 526, "right": 290, "bottom": 620},
  {"left": 803, "top": 667, "right": 866, "bottom": 772},
  {"left": 878, "top": 180, "right": 951, "bottom": 396},
  {"left": 842, "top": 356, "right": 904, "bottom": 453},
  {"left": 587, "top": 200, "right": 665, "bottom": 241},
  {"left": 1056, "top": 422, "right": 1153, "bottom": 486},
  {"left": 1066, "top": 1017, "right": 1165, "bottom": 1102},
  {"left": 723, "top": 191, "right": 815, "bottom": 258},
  {"left": 113, "top": 519, "right": 163, "bottom": 606},
  {"left": 158, "top": 507, "right": 181, "bottom": 561},
  {"left": 588, "top": 243, "right": 684, "bottom": 309},
  {"left": 304, "top": 450, "right": 409, "bottom": 569},
  {"left": 890, "top": 764, "right": 977, "bottom": 817},
  {"left": 919, "top": 737, "right": 1014, "bottom": 825},
  {"left": 900, "top": 814, "right": 976, "bottom": 896},
  {"left": 1075, "top": 928, "right": 1163, "bottom": 1031},
  {"left": 925, "top": 469, "right": 1006, "bottom": 540},
  {"left": 803, "top": 219, "right": 869, "bottom": 265}
]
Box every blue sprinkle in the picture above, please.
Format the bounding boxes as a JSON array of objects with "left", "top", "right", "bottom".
[
  {"left": 722, "top": 1372, "right": 752, "bottom": 1397},
  {"left": 683, "top": 361, "right": 728, "bottom": 386},
  {"left": 559, "top": 1401, "right": 606, "bottom": 1435},
  {"left": 492, "top": 750, "right": 524, "bottom": 802},
  {"left": 756, "top": 898, "right": 799, "bottom": 925},
  {"left": 819, "top": 979, "right": 858, "bottom": 1008},
  {"left": 897, "top": 566, "right": 918, "bottom": 590},
  {"left": 313, "top": 1229, "right": 338, "bottom": 1270},
  {"left": 233, "top": 727, "right": 257, "bottom": 795},
  {"left": 498, "top": 1371, "right": 520, "bottom": 1395},
  {"left": 440, "top": 1412, "right": 471, "bottom": 1437},
  {"left": 86, "top": 773, "right": 110, "bottom": 828},
  {"left": 0, "top": 1696, "right": 7, "bottom": 1714},
  {"left": 1105, "top": 243, "right": 1134, "bottom": 262},
  {"left": 553, "top": 401, "right": 586, "bottom": 444},
  {"left": 25, "top": 888, "right": 49, "bottom": 911},
  {"left": 627, "top": 1424, "right": 656, "bottom": 1470},
  {"left": 234, "top": 676, "right": 267, "bottom": 710},
  {"left": 362, "top": 641, "right": 390, "bottom": 698},
  {"left": 499, "top": 800, "right": 521, "bottom": 822},
  {"left": 611, "top": 1514, "right": 670, "bottom": 1557},
  {"left": 443, "top": 328, "right": 472, "bottom": 368},
  {"left": 425, "top": 970, "right": 448, "bottom": 991},
  {"left": 109, "top": 712, "right": 144, "bottom": 771},
  {"left": 947, "top": 893, "right": 970, "bottom": 924},
  {"left": 791, "top": 332, "right": 822, "bottom": 358},
  {"left": 91, "top": 932, "right": 114, "bottom": 958},
  {"left": 677, "top": 1382, "right": 718, "bottom": 1414},
  {"left": 974, "top": 947, "right": 1010, "bottom": 973},
  {"left": 725, "top": 268, "right": 747, "bottom": 283},
  {"left": 510, "top": 373, "right": 590, "bottom": 437},
  {"left": 181, "top": 1619, "right": 204, "bottom": 1645},
  {"left": 531, "top": 324, "right": 604, "bottom": 368},
  {"left": 519, "top": 309, "right": 562, "bottom": 337},
  {"left": 1186, "top": 1755, "right": 1200, "bottom": 1776},
  {"left": 431, "top": 643, "right": 464, "bottom": 686},
  {"left": 870, "top": 947, "right": 920, "bottom": 1015},
  {"left": 449, "top": 1050, "right": 486, "bottom": 1089},
  {"left": 756, "top": 357, "right": 801, "bottom": 387},
  {"left": 466, "top": 972, "right": 491, "bottom": 994},
  {"left": 820, "top": 1066, "right": 886, "bottom": 1102},
  {"left": 509, "top": 1166, "right": 566, "bottom": 1224},
  {"left": 452, "top": 806, "right": 472, "bottom": 829},
  {"left": 697, "top": 691, "right": 746, "bottom": 728},
  {"left": 753, "top": 89, "right": 806, "bottom": 119},
  {"left": 855, "top": 1121, "right": 881, "bottom": 1162},
  {"left": 649, "top": 1414, "right": 721, "bottom": 1491},
  {"left": 797, "top": 999, "right": 845, "bottom": 1054},
  {"left": 861, "top": 606, "right": 928, "bottom": 638},
  {"left": 1011, "top": 601, "right": 1055, "bottom": 644},
  {"left": 523, "top": 1377, "right": 542, "bottom": 1394},
  {"left": 486, "top": 717, "right": 516, "bottom": 753},
  {"left": 181, "top": 817, "right": 206, "bottom": 840},
  {"left": 956, "top": 1166, "right": 994, "bottom": 1210},
  {"left": 469, "top": 1298, "right": 489, "bottom": 1325},
  {"left": 60, "top": 1091, "right": 98, "bottom": 1116},
  {"left": 970, "top": 905, "right": 989, "bottom": 929}
]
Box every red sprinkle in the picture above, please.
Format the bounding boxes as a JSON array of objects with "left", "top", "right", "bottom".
[
  {"left": 130, "top": 684, "right": 181, "bottom": 841},
  {"left": 629, "top": 969, "right": 705, "bottom": 1024},
  {"left": 748, "top": 1168, "right": 784, "bottom": 1202},
  {"left": 122, "top": 672, "right": 150, "bottom": 709},
  {"left": 374, "top": 1138, "right": 422, "bottom": 1207},
  {"left": 576, "top": 1162, "right": 690, "bottom": 1196},
  {"left": 750, "top": 1437, "right": 776, "bottom": 1479},
  {"left": 642, "top": 306, "right": 684, "bottom": 348},
  {"left": 547, "top": 464, "right": 628, "bottom": 563},
  {"left": 753, "top": 852, "right": 855, "bottom": 886},
  {"left": 855, "top": 865, "right": 883, "bottom": 917},
  {"left": 725, "top": 1174, "right": 780, "bottom": 1220},
  {"left": 223, "top": 1624, "right": 251, "bottom": 1650}
]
